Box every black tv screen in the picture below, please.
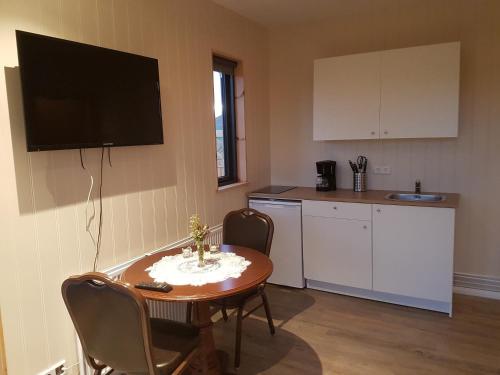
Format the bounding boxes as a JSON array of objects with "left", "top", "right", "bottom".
[{"left": 16, "top": 30, "right": 164, "bottom": 151}]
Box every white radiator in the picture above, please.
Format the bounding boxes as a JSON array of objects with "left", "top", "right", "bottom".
[{"left": 78, "top": 225, "right": 222, "bottom": 375}]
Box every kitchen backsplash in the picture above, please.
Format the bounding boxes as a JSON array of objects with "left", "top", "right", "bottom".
[{"left": 272, "top": 138, "right": 460, "bottom": 193}]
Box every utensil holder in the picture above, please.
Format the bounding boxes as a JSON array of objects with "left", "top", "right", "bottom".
[{"left": 353, "top": 172, "right": 367, "bottom": 192}]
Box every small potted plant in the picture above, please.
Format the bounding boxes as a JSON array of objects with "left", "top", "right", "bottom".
[{"left": 189, "top": 214, "right": 209, "bottom": 267}]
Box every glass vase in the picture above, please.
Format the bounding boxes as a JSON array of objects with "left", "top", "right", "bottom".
[{"left": 196, "top": 241, "right": 205, "bottom": 267}]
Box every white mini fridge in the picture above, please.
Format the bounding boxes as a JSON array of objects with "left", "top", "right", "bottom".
[{"left": 249, "top": 199, "right": 304, "bottom": 288}]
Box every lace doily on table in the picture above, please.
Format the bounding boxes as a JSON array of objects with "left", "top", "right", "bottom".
[{"left": 146, "top": 251, "right": 252, "bottom": 286}]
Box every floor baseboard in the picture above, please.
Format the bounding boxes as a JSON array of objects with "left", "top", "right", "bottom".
[
  {"left": 453, "top": 286, "right": 500, "bottom": 300},
  {"left": 453, "top": 272, "right": 500, "bottom": 300}
]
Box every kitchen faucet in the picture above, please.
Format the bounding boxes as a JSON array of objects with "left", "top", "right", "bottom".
[{"left": 415, "top": 180, "right": 421, "bottom": 194}]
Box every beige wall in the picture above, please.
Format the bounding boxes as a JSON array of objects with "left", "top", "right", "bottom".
[
  {"left": 0, "top": 0, "right": 269, "bottom": 374},
  {"left": 269, "top": 0, "right": 500, "bottom": 279}
]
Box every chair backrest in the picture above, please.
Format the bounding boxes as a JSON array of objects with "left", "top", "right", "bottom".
[
  {"left": 61, "top": 272, "right": 156, "bottom": 374},
  {"left": 223, "top": 208, "right": 274, "bottom": 256}
]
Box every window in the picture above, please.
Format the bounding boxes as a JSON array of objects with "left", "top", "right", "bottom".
[{"left": 213, "top": 56, "right": 238, "bottom": 186}]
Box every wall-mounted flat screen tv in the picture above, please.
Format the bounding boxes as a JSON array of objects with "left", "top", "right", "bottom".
[{"left": 16, "top": 30, "right": 164, "bottom": 151}]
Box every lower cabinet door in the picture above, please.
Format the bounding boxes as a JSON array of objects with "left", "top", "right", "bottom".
[
  {"left": 303, "top": 215, "right": 372, "bottom": 289},
  {"left": 372, "top": 204, "right": 455, "bottom": 302}
]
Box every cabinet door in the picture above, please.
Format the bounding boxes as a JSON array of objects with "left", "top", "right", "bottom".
[
  {"left": 303, "top": 215, "right": 372, "bottom": 289},
  {"left": 373, "top": 205, "right": 454, "bottom": 302},
  {"left": 313, "top": 52, "right": 381, "bottom": 140},
  {"left": 380, "top": 42, "right": 460, "bottom": 139}
]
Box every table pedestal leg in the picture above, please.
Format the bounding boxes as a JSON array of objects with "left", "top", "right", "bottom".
[{"left": 189, "top": 302, "right": 221, "bottom": 375}]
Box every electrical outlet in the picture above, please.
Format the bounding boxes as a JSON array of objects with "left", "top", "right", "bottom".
[
  {"left": 373, "top": 166, "right": 392, "bottom": 175},
  {"left": 37, "top": 360, "right": 65, "bottom": 375}
]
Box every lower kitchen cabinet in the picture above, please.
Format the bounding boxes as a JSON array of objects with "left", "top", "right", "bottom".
[
  {"left": 303, "top": 215, "right": 372, "bottom": 289},
  {"left": 372, "top": 204, "right": 455, "bottom": 303},
  {"left": 301, "top": 199, "right": 456, "bottom": 314}
]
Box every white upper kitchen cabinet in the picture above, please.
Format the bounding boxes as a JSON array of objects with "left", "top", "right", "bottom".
[
  {"left": 372, "top": 204, "right": 455, "bottom": 303},
  {"left": 379, "top": 42, "right": 460, "bottom": 139},
  {"left": 313, "top": 42, "right": 460, "bottom": 140},
  {"left": 313, "top": 51, "right": 381, "bottom": 140}
]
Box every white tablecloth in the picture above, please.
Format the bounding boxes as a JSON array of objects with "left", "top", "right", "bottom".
[{"left": 146, "top": 251, "right": 251, "bottom": 286}]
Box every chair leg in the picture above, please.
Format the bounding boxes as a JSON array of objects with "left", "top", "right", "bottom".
[
  {"left": 222, "top": 305, "right": 229, "bottom": 321},
  {"left": 186, "top": 302, "right": 193, "bottom": 323},
  {"left": 261, "top": 291, "right": 275, "bottom": 335},
  {"left": 234, "top": 306, "right": 244, "bottom": 368}
]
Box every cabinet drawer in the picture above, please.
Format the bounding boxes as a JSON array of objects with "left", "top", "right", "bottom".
[{"left": 302, "top": 200, "right": 371, "bottom": 220}]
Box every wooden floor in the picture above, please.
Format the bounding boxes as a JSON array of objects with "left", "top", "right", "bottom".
[{"left": 212, "top": 285, "right": 500, "bottom": 375}]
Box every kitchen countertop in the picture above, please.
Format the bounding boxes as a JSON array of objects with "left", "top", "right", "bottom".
[{"left": 248, "top": 187, "right": 460, "bottom": 209}]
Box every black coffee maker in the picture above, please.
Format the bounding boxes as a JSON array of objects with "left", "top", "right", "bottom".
[{"left": 316, "top": 160, "right": 336, "bottom": 191}]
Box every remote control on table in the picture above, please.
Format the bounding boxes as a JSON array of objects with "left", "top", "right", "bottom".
[{"left": 135, "top": 281, "right": 173, "bottom": 292}]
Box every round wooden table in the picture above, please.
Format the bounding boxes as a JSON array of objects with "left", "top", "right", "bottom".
[{"left": 120, "top": 244, "right": 273, "bottom": 375}]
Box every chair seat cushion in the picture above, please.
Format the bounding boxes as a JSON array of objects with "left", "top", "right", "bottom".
[{"left": 150, "top": 318, "right": 200, "bottom": 374}]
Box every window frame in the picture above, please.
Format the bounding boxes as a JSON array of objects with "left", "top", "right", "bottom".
[{"left": 213, "top": 56, "right": 238, "bottom": 187}]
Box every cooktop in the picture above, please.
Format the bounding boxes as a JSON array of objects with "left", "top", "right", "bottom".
[{"left": 252, "top": 185, "right": 296, "bottom": 194}]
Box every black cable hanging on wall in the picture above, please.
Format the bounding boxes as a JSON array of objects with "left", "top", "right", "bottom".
[{"left": 93, "top": 147, "right": 105, "bottom": 272}]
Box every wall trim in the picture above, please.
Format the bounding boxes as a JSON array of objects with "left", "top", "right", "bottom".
[
  {"left": 102, "top": 224, "right": 223, "bottom": 278},
  {"left": 104, "top": 248, "right": 500, "bottom": 300},
  {"left": 0, "top": 311, "right": 7, "bottom": 375},
  {"left": 453, "top": 272, "right": 500, "bottom": 300},
  {"left": 453, "top": 286, "right": 500, "bottom": 300},
  {"left": 105, "top": 250, "right": 500, "bottom": 301}
]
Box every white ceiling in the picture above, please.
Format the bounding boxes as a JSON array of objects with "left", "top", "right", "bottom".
[{"left": 212, "top": 0, "right": 400, "bottom": 28}]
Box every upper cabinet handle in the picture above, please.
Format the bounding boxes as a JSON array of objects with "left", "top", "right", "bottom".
[
  {"left": 384, "top": 130, "right": 388, "bottom": 135},
  {"left": 333, "top": 206, "right": 337, "bottom": 210},
  {"left": 371, "top": 131, "right": 376, "bottom": 135},
  {"left": 376, "top": 208, "right": 381, "bottom": 213}
]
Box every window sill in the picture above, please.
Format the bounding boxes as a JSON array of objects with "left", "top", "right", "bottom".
[{"left": 217, "top": 181, "right": 248, "bottom": 192}]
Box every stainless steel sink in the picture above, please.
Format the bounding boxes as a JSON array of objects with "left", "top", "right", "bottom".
[{"left": 385, "top": 193, "right": 446, "bottom": 202}]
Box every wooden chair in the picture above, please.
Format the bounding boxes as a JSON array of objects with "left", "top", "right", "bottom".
[
  {"left": 187, "top": 208, "right": 275, "bottom": 368},
  {"left": 62, "top": 272, "right": 199, "bottom": 375}
]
